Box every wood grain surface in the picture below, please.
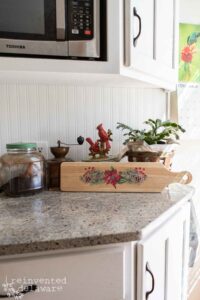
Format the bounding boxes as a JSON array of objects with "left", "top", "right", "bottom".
[{"left": 60, "top": 162, "right": 192, "bottom": 193}]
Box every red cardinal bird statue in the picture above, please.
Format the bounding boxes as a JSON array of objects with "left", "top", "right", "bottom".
[
  {"left": 86, "top": 138, "right": 100, "bottom": 158},
  {"left": 97, "top": 124, "right": 109, "bottom": 142},
  {"left": 86, "top": 124, "right": 113, "bottom": 159}
]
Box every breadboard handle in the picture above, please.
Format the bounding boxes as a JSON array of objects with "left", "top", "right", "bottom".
[{"left": 179, "top": 171, "right": 193, "bottom": 184}]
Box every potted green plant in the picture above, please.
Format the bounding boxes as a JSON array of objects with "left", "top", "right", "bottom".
[{"left": 116, "top": 119, "right": 185, "bottom": 163}]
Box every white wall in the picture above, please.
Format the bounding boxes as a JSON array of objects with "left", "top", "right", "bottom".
[
  {"left": 173, "top": 86, "right": 200, "bottom": 211},
  {"left": 0, "top": 82, "right": 167, "bottom": 160},
  {"left": 180, "top": 0, "right": 200, "bottom": 24}
]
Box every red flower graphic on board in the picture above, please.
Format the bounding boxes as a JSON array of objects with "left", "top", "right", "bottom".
[
  {"left": 81, "top": 167, "right": 147, "bottom": 188},
  {"left": 104, "top": 168, "right": 121, "bottom": 189}
]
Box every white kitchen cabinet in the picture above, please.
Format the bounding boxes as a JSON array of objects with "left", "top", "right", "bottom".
[
  {"left": 0, "top": 0, "right": 179, "bottom": 90},
  {"left": 124, "top": 0, "right": 179, "bottom": 89},
  {"left": 137, "top": 202, "right": 190, "bottom": 300},
  {"left": 0, "top": 203, "right": 190, "bottom": 300}
]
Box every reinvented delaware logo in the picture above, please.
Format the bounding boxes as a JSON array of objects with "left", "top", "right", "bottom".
[
  {"left": 2, "top": 277, "right": 25, "bottom": 299},
  {"left": 1, "top": 276, "right": 67, "bottom": 299}
]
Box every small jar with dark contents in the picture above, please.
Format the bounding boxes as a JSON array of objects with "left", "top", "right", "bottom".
[{"left": 0, "top": 143, "right": 45, "bottom": 197}]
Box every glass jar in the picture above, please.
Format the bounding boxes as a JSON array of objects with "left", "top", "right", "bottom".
[{"left": 0, "top": 143, "right": 45, "bottom": 197}]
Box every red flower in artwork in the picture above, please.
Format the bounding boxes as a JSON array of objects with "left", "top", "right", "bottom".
[
  {"left": 181, "top": 46, "right": 194, "bottom": 63},
  {"left": 81, "top": 166, "right": 147, "bottom": 188},
  {"left": 104, "top": 168, "right": 121, "bottom": 189}
]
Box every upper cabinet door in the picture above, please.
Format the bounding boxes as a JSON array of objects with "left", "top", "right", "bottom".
[
  {"left": 125, "top": 0, "right": 155, "bottom": 70},
  {"left": 124, "top": 0, "right": 179, "bottom": 86},
  {"left": 155, "top": 0, "right": 176, "bottom": 70},
  {"left": 155, "top": 0, "right": 179, "bottom": 80},
  {"left": 137, "top": 203, "right": 190, "bottom": 300}
]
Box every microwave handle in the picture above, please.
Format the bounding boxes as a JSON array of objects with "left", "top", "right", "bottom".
[
  {"left": 56, "top": 0, "right": 66, "bottom": 40},
  {"left": 92, "top": 0, "right": 100, "bottom": 57}
]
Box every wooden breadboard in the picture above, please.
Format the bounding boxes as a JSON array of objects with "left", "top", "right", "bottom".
[{"left": 60, "top": 162, "right": 192, "bottom": 193}]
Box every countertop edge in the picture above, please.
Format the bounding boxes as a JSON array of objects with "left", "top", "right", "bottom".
[{"left": 0, "top": 232, "right": 139, "bottom": 258}]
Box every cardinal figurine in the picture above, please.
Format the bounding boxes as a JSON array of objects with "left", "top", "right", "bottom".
[
  {"left": 86, "top": 124, "right": 113, "bottom": 159},
  {"left": 86, "top": 138, "right": 100, "bottom": 158}
]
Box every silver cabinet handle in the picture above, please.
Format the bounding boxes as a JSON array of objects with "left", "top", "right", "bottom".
[
  {"left": 0, "top": 284, "right": 37, "bottom": 298},
  {"left": 146, "top": 263, "right": 155, "bottom": 300}
]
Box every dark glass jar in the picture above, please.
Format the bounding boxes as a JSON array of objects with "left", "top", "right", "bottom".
[{"left": 0, "top": 143, "right": 45, "bottom": 197}]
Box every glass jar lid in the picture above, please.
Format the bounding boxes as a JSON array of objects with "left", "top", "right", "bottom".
[{"left": 6, "top": 143, "right": 37, "bottom": 150}]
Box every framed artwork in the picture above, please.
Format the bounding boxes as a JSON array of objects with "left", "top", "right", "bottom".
[{"left": 179, "top": 23, "right": 200, "bottom": 83}]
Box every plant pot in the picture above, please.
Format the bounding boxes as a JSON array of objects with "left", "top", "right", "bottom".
[
  {"left": 127, "top": 151, "right": 161, "bottom": 162},
  {"left": 117, "top": 141, "right": 178, "bottom": 165},
  {"left": 117, "top": 141, "right": 162, "bottom": 162}
]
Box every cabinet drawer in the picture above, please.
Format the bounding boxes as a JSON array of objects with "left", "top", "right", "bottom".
[{"left": 0, "top": 247, "right": 125, "bottom": 300}]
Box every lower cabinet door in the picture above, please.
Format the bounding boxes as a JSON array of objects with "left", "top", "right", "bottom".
[
  {"left": 0, "top": 245, "right": 132, "bottom": 300},
  {"left": 137, "top": 203, "right": 190, "bottom": 300}
]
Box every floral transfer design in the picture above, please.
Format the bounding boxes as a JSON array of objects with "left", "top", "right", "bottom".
[{"left": 81, "top": 167, "right": 147, "bottom": 189}]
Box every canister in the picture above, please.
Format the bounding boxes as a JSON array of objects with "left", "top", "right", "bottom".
[{"left": 0, "top": 143, "right": 45, "bottom": 197}]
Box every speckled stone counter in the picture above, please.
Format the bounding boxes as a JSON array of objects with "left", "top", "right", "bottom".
[{"left": 0, "top": 184, "right": 194, "bottom": 256}]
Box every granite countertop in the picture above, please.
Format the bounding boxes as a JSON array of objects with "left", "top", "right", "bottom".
[{"left": 0, "top": 184, "right": 194, "bottom": 256}]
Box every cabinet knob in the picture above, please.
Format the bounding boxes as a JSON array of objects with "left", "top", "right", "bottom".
[
  {"left": 0, "top": 284, "right": 37, "bottom": 298},
  {"left": 146, "top": 262, "right": 155, "bottom": 300},
  {"left": 133, "top": 7, "right": 142, "bottom": 47}
]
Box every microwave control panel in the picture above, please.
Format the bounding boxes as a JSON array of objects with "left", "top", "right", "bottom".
[{"left": 68, "top": 0, "right": 94, "bottom": 40}]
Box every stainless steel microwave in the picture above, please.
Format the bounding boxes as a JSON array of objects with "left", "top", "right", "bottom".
[{"left": 0, "top": 0, "right": 106, "bottom": 59}]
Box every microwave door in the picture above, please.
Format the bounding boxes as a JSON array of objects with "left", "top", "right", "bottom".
[
  {"left": 68, "top": 0, "right": 100, "bottom": 58},
  {"left": 0, "top": 0, "right": 68, "bottom": 57}
]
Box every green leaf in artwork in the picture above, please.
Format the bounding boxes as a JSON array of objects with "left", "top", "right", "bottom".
[{"left": 118, "top": 178, "right": 127, "bottom": 184}]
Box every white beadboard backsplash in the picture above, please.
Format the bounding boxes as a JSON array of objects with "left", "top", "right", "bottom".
[{"left": 0, "top": 84, "right": 167, "bottom": 160}]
